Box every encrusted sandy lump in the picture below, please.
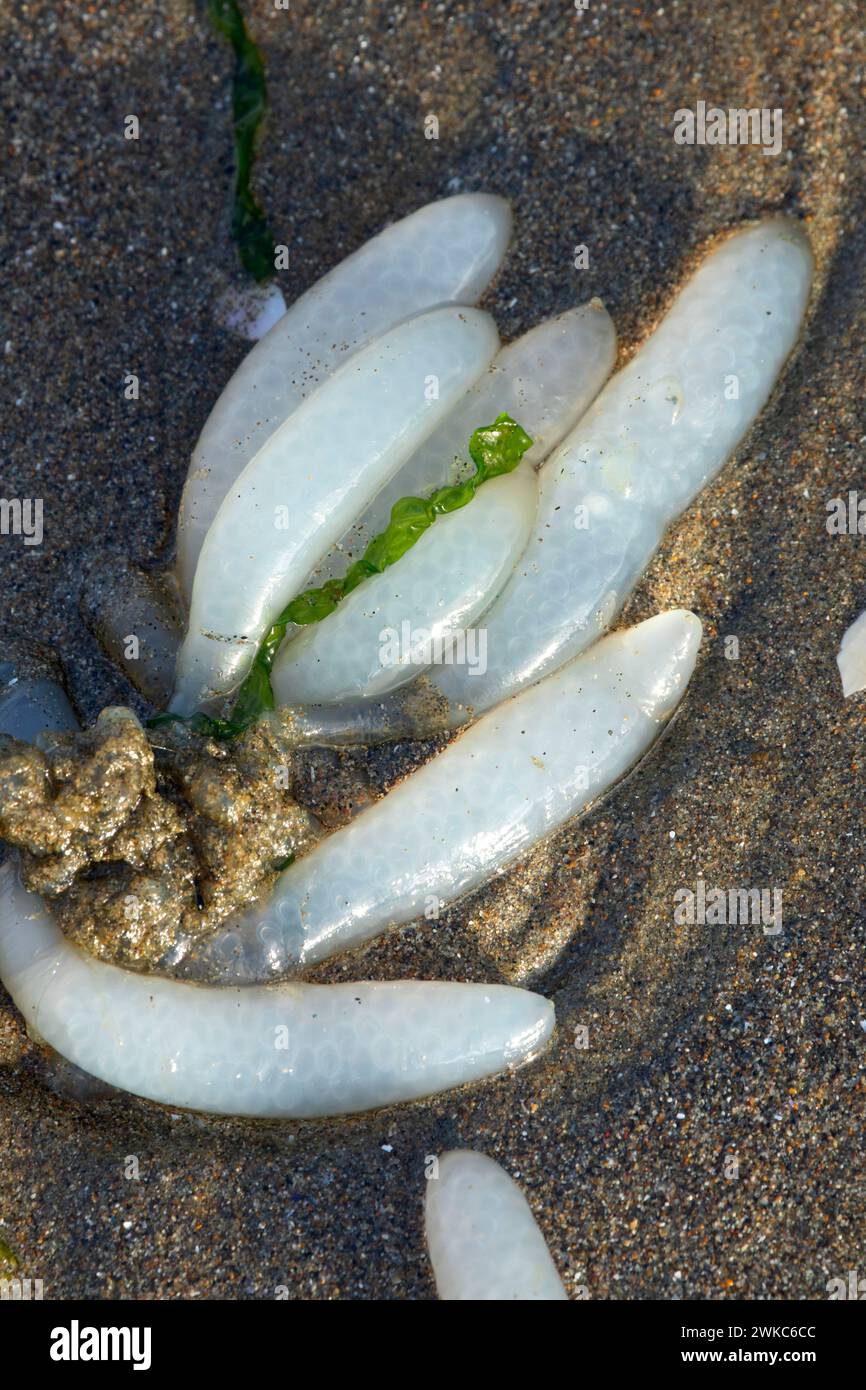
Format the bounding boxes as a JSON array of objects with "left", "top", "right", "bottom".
[{"left": 0, "top": 706, "right": 320, "bottom": 970}]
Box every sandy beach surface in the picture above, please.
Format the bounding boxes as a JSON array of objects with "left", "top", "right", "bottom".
[{"left": 0, "top": 0, "right": 864, "bottom": 1299}]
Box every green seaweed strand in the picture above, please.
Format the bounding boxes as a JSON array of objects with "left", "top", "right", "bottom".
[
  {"left": 282, "top": 412, "right": 534, "bottom": 627},
  {"left": 207, "top": 0, "right": 275, "bottom": 281},
  {"left": 150, "top": 413, "right": 532, "bottom": 742}
]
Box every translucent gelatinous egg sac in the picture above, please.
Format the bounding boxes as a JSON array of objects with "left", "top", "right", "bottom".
[
  {"left": 425, "top": 1150, "right": 568, "bottom": 1300},
  {"left": 837, "top": 608, "right": 866, "bottom": 698},
  {"left": 176, "top": 193, "right": 513, "bottom": 597},
  {"left": 0, "top": 866, "right": 554, "bottom": 1118},
  {"left": 271, "top": 468, "right": 538, "bottom": 706},
  {"left": 426, "top": 217, "right": 814, "bottom": 724},
  {"left": 0, "top": 663, "right": 77, "bottom": 741},
  {"left": 305, "top": 301, "right": 616, "bottom": 591},
  {"left": 172, "top": 305, "right": 500, "bottom": 712},
  {"left": 179, "top": 610, "right": 701, "bottom": 982}
]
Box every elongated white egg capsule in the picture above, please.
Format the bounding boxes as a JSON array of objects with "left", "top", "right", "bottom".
[
  {"left": 424, "top": 217, "right": 813, "bottom": 723},
  {"left": 837, "top": 608, "right": 866, "bottom": 697},
  {"left": 179, "top": 610, "right": 701, "bottom": 981},
  {"left": 0, "top": 867, "right": 553, "bottom": 1118},
  {"left": 425, "top": 1150, "right": 568, "bottom": 1300},
  {"left": 172, "top": 306, "right": 500, "bottom": 713},
  {"left": 306, "top": 302, "right": 616, "bottom": 589},
  {"left": 271, "top": 469, "right": 537, "bottom": 707},
  {"left": 177, "top": 193, "right": 512, "bottom": 597}
]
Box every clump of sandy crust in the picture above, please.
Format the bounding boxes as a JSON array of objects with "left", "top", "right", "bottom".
[{"left": 0, "top": 708, "right": 321, "bottom": 970}]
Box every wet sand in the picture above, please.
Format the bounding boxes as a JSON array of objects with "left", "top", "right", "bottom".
[{"left": 0, "top": 0, "right": 864, "bottom": 1298}]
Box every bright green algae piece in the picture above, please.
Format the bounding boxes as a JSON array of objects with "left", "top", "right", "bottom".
[{"left": 150, "top": 413, "right": 533, "bottom": 741}]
